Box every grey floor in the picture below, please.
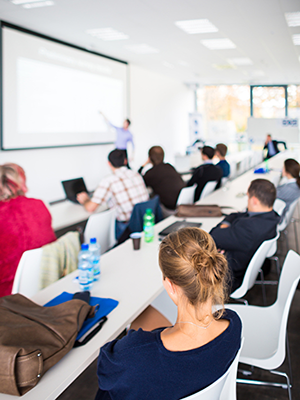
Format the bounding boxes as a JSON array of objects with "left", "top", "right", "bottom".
[{"left": 58, "top": 214, "right": 300, "bottom": 400}]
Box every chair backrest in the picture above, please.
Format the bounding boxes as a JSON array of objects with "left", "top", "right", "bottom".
[
  {"left": 177, "top": 185, "right": 197, "bottom": 206},
  {"left": 278, "top": 197, "right": 299, "bottom": 231},
  {"left": 84, "top": 208, "right": 116, "bottom": 253},
  {"left": 231, "top": 233, "right": 280, "bottom": 299},
  {"left": 181, "top": 338, "right": 244, "bottom": 400},
  {"left": 128, "top": 195, "right": 163, "bottom": 233},
  {"left": 273, "top": 199, "right": 286, "bottom": 217},
  {"left": 269, "top": 250, "right": 300, "bottom": 369},
  {"left": 12, "top": 248, "right": 43, "bottom": 298},
  {"left": 221, "top": 177, "right": 229, "bottom": 187},
  {"left": 200, "top": 181, "right": 218, "bottom": 200}
]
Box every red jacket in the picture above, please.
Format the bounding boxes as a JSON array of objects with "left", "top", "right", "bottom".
[{"left": 0, "top": 196, "right": 56, "bottom": 297}]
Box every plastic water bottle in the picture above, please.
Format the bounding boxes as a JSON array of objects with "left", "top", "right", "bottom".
[
  {"left": 78, "top": 244, "right": 93, "bottom": 291},
  {"left": 143, "top": 208, "right": 155, "bottom": 243},
  {"left": 89, "top": 238, "right": 101, "bottom": 281}
]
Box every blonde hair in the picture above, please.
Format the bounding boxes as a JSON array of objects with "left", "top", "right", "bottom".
[
  {"left": 0, "top": 163, "right": 27, "bottom": 201},
  {"left": 159, "top": 227, "right": 229, "bottom": 318}
]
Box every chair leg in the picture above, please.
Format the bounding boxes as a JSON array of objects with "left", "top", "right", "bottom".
[
  {"left": 259, "top": 269, "right": 267, "bottom": 306},
  {"left": 270, "top": 370, "right": 292, "bottom": 400},
  {"left": 284, "top": 230, "right": 290, "bottom": 253},
  {"left": 286, "top": 334, "right": 293, "bottom": 387}
]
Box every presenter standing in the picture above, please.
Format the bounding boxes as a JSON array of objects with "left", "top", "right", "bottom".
[{"left": 100, "top": 112, "right": 134, "bottom": 166}]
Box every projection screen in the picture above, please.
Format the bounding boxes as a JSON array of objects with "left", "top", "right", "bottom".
[{"left": 1, "top": 23, "right": 128, "bottom": 150}]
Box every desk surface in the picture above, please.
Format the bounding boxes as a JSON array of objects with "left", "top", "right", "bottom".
[{"left": 0, "top": 216, "right": 221, "bottom": 400}]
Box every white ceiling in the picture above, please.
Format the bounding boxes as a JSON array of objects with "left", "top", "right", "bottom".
[{"left": 1, "top": 0, "right": 300, "bottom": 85}]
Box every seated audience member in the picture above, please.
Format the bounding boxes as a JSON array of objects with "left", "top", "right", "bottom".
[
  {"left": 264, "top": 134, "right": 287, "bottom": 159},
  {"left": 95, "top": 228, "right": 241, "bottom": 400},
  {"left": 138, "top": 146, "right": 185, "bottom": 210},
  {"left": 215, "top": 143, "right": 230, "bottom": 178},
  {"left": 210, "top": 179, "right": 280, "bottom": 293},
  {"left": 77, "top": 149, "right": 149, "bottom": 239},
  {"left": 187, "top": 146, "right": 223, "bottom": 202},
  {"left": 0, "top": 163, "right": 56, "bottom": 297},
  {"left": 277, "top": 158, "right": 300, "bottom": 218}
]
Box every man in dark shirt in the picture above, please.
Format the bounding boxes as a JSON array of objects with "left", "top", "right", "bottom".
[
  {"left": 210, "top": 179, "right": 280, "bottom": 293},
  {"left": 215, "top": 143, "right": 230, "bottom": 178},
  {"left": 264, "top": 134, "right": 287, "bottom": 159},
  {"left": 139, "top": 146, "right": 185, "bottom": 210},
  {"left": 187, "top": 146, "right": 223, "bottom": 202}
]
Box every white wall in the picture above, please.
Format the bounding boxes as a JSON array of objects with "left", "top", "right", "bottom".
[{"left": 0, "top": 64, "right": 193, "bottom": 202}]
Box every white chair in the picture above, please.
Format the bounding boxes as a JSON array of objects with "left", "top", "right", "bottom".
[
  {"left": 273, "top": 199, "right": 287, "bottom": 217},
  {"left": 181, "top": 338, "right": 244, "bottom": 400},
  {"left": 231, "top": 233, "right": 280, "bottom": 305},
  {"left": 200, "top": 181, "right": 218, "bottom": 200},
  {"left": 12, "top": 248, "right": 43, "bottom": 298},
  {"left": 227, "top": 250, "right": 300, "bottom": 400},
  {"left": 221, "top": 177, "right": 229, "bottom": 187},
  {"left": 84, "top": 208, "right": 116, "bottom": 253},
  {"left": 277, "top": 198, "right": 299, "bottom": 253},
  {"left": 176, "top": 184, "right": 197, "bottom": 205}
]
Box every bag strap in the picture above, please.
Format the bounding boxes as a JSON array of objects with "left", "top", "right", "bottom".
[{"left": 73, "top": 316, "right": 107, "bottom": 347}]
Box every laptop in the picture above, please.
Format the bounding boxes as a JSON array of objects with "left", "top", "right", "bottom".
[
  {"left": 158, "top": 220, "right": 202, "bottom": 239},
  {"left": 61, "top": 178, "right": 88, "bottom": 203}
]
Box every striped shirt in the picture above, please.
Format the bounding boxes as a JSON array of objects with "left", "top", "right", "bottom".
[
  {"left": 276, "top": 179, "right": 300, "bottom": 218},
  {"left": 91, "top": 167, "right": 149, "bottom": 222}
]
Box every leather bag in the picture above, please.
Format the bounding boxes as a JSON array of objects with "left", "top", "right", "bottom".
[
  {"left": 176, "top": 204, "right": 223, "bottom": 218},
  {"left": 0, "top": 294, "right": 96, "bottom": 396}
]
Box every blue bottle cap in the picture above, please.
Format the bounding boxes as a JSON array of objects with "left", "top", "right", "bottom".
[
  {"left": 90, "top": 238, "right": 96, "bottom": 244},
  {"left": 81, "top": 243, "right": 89, "bottom": 250}
]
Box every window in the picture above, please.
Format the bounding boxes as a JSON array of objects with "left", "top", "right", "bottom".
[{"left": 250, "top": 85, "right": 287, "bottom": 118}]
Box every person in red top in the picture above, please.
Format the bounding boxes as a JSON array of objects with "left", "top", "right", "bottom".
[{"left": 0, "top": 163, "right": 56, "bottom": 297}]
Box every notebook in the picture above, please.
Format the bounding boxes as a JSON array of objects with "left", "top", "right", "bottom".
[
  {"left": 61, "top": 177, "right": 88, "bottom": 203},
  {"left": 158, "top": 220, "right": 202, "bottom": 239}
]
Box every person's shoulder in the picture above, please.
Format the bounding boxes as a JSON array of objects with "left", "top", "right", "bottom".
[{"left": 223, "top": 308, "right": 242, "bottom": 326}]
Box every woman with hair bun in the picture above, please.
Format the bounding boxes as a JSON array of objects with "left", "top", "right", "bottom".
[
  {"left": 0, "top": 163, "right": 56, "bottom": 297},
  {"left": 277, "top": 158, "right": 300, "bottom": 218},
  {"left": 95, "top": 227, "right": 241, "bottom": 400}
]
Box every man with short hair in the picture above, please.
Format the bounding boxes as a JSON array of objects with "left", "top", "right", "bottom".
[
  {"left": 264, "top": 134, "right": 287, "bottom": 160},
  {"left": 210, "top": 179, "right": 280, "bottom": 292},
  {"left": 139, "top": 146, "right": 185, "bottom": 210},
  {"left": 77, "top": 149, "right": 148, "bottom": 239},
  {"left": 187, "top": 146, "right": 223, "bottom": 202},
  {"left": 215, "top": 143, "right": 230, "bottom": 178}
]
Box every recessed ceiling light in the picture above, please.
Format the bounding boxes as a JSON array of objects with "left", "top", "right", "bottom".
[
  {"left": 175, "top": 19, "right": 218, "bottom": 34},
  {"left": 292, "top": 34, "right": 300, "bottom": 45},
  {"left": 285, "top": 12, "right": 300, "bottom": 27},
  {"left": 86, "top": 28, "right": 129, "bottom": 41},
  {"left": 11, "top": 0, "right": 41, "bottom": 4},
  {"left": 124, "top": 44, "right": 159, "bottom": 54},
  {"left": 201, "top": 38, "right": 236, "bottom": 49},
  {"left": 23, "top": 1, "right": 54, "bottom": 7},
  {"left": 212, "top": 64, "right": 236, "bottom": 70},
  {"left": 162, "top": 61, "right": 175, "bottom": 69},
  {"left": 227, "top": 58, "right": 253, "bottom": 66}
]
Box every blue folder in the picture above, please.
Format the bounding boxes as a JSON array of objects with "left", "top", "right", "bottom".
[{"left": 44, "top": 292, "right": 118, "bottom": 340}]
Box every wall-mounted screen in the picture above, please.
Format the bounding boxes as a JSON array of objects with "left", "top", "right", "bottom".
[{"left": 1, "top": 23, "right": 128, "bottom": 150}]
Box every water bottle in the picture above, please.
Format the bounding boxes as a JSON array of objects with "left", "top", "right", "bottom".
[
  {"left": 78, "top": 244, "right": 93, "bottom": 291},
  {"left": 89, "top": 238, "right": 101, "bottom": 281},
  {"left": 143, "top": 208, "right": 155, "bottom": 243}
]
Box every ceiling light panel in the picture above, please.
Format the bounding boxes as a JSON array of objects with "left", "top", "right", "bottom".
[
  {"left": 124, "top": 44, "right": 159, "bottom": 54},
  {"left": 162, "top": 61, "right": 175, "bottom": 69},
  {"left": 285, "top": 12, "right": 300, "bottom": 27},
  {"left": 201, "top": 38, "right": 236, "bottom": 49},
  {"left": 11, "top": 0, "right": 41, "bottom": 4},
  {"left": 23, "top": 1, "right": 54, "bottom": 8},
  {"left": 227, "top": 57, "right": 253, "bottom": 66},
  {"left": 86, "top": 28, "right": 129, "bottom": 41},
  {"left": 175, "top": 19, "right": 218, "bottom": 34},
  {"left": 292, "top": 34, "right": 300, "bottom": 45}
]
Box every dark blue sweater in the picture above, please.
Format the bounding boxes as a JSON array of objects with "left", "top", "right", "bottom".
[
  {"left": 95, "top": 309, "right": 241, "bottom": 400},
  {"left": 217, "top": 160, "right": 230, "bottom": 178}
]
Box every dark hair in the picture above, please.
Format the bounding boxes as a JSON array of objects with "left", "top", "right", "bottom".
[
  {"left": 248, "top": 179, "right": 276, "bottom": 208},
  {"left": 159, "top": 227, "right": 229, "bottom": 320},
  {"left": 216, "top": 143, "right": 227, "bottom": 157},
  {"left": 284, "top": 159, "right": 300, "bottom": 188},
  {"left": 125, "top": 119, "right": 131, "bottom": 126},
  {"left": 201, "top": 146, "right": 215, "bottom": 160},
  {"left": 149, "top": 146, "right": 164, "bottom": 166},
  {"left": 108, "top": 149, "right": 126, "bottom": 168}
]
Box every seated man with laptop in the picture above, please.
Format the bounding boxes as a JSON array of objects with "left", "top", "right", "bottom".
[
  {"left": 209, "top": 179, "right": 280, "bottom": 293},
  {"left": 77, "top": 150, "right": 149, "bottom": 239}
]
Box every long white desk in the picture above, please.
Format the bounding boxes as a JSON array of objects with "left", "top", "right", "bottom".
[{"left": 0, "top": 216, "right": 222, "bottom": 400}]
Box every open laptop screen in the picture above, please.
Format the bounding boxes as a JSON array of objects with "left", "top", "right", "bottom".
[{"left": 61, "top": 178, "right": 88, "bottom": 203}]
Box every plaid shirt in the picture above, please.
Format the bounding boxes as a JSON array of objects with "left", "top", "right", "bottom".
[{"left": 91, "top": 167, "right": 149, "bottom": 221}]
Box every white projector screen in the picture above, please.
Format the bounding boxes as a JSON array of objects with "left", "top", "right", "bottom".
[{"left": 1, "top": 23, "right": 128, "bottom": 150}]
